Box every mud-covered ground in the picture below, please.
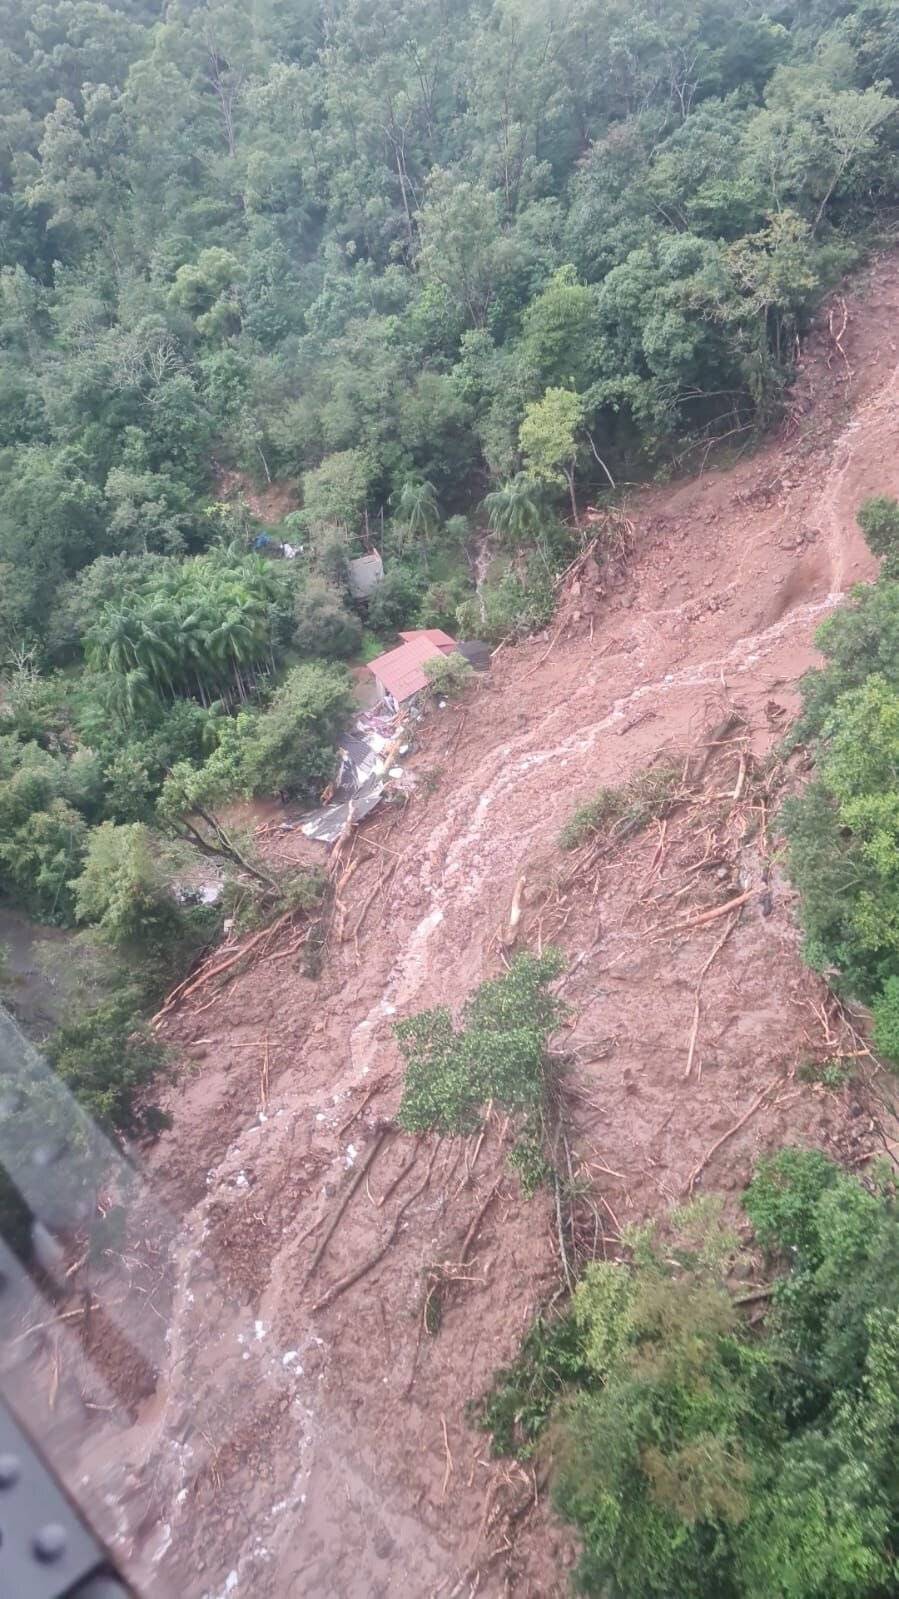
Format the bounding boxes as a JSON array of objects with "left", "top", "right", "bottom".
[{"left": 8, "top": 251, "right": 899, "bottom": 1599}]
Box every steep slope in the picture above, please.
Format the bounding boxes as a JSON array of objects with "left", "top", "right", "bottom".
[{"left": 20, "top": 252, "right": 899, "bottom": 1599}]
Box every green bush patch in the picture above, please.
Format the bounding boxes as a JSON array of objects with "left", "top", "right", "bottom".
[
  {"left": 395, "top": 950, "right": 565, "bottom": 1136},
  {"left": 478, "top": 1154, "right": 899, "bottom": 1599}
]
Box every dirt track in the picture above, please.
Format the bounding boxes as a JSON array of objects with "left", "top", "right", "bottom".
[{"left": 30, "top": 252, "right": 899, "bottom": 1598}]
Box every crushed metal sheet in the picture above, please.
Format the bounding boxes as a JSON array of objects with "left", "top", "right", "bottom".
[
  {"left": 335, "top": 733, "right": 380, "bottom": 796},
  {"left": 297, "top": 700, "right": 417, "bottom": 843},
  {"left": 300, "top": 773, "right": 385, "bottom": 845}
]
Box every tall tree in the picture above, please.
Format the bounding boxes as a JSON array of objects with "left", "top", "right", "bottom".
[{"left": 520, "top": 387, "right": 584, "bottom": 523}]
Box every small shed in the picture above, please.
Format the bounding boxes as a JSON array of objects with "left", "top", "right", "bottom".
[
  {"left": 347, "top": 548, "right": 384, "bottom": 600},
  {"left": 367, "top": 628, "right": 457, "bottom": 705}
]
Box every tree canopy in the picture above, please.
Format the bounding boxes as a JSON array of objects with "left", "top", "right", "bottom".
[
  {"left": 0, "top": 0, "right": 897, "bottom": 664},
  {"left": 480, "top": 1152, "right": 899, "bottom": 1599},
  {"left": 783, "top": 497, "right": 899, "bottom": 1058}
]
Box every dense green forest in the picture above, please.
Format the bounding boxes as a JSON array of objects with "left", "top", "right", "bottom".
[
  {"left": 478, "top": 1150, "right": 899, "bottom": 1599},
  {"left": 2, "top": 0, "right": 899, "bottom": 1131},
  {"left": 4, "top": 0, "right": 899, "bottom": 661}
]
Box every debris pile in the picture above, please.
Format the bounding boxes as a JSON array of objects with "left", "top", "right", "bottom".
[{"left": 299, "top": 702, "right": 418, "bottom": 846}]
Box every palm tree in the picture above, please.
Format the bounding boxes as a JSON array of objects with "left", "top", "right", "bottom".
[
  {"left": 84, "top": 606, "right": 143, "bottom": 678},
  {"left": 133, "top": 603, "right": 180, "bottom": 700},
  {"left": 85, "top": 547, "right": 284, "bottom": 715},
  {"left": 180, "top": 604, "right": 217, "bottom": 705},
  {"left": 212, "top": 608, "right": 257, "bottom": 702},
  {"left": 392, "top": 478, "right": 440, "bottom": 542},
  {"left": 482, "top": 476, "right": 545, "bottom": 546},
  {"left": 119, "top": 667, "right": 157, "bottom": 722}
]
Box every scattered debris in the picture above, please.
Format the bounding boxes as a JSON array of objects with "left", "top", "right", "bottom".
[
  {"left": 303, "top": 1127, "right": 391, "bottom": 1285},
  {"left": 501, "top": 875, "right": 527, "bottom": 950},
  {"left": 684, "top": 1076, "right": 783, "bottom": 1194},
  {"left": 300, "top": 771, "right": 386, "bottom": 846}
]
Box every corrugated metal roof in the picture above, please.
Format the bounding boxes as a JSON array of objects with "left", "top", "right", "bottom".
[
  {"left": 369, "top": 630, "right": 457, "bottom": 702},
  {"left": 398, "top": 628, "right": 456, "bottom": 648},
  {"left": 348, "top": 549, "right": 384, "bottom": 598},
  {"left": 300, "top": 772, "right": 385, "bottom": 844}
]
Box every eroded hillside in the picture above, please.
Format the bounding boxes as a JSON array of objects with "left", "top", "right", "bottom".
[{"left": 14, "top": 252, "right": 899, "bottom": 1599}]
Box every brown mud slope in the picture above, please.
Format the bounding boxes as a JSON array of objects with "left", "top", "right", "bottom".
[{"left": 32, "top": 254, "right": 899, "bottom": 1599}]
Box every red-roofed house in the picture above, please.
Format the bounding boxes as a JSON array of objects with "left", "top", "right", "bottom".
[{"left": 367, "top": 628, "right": 458, "bottom": 705}]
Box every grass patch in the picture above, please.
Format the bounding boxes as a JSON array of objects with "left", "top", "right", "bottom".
[
  {"left": 798, "top": 1057, "right": 853, "bottom": 1090},
  {"left": 358, "top": 629, "right": 385, "bottom": 664},
  {"left": 559, "top": 762, "right": 682, "bottom": 851},
  {"left": 508, "top": 1113, "right": 555, "bottom": 1196}
]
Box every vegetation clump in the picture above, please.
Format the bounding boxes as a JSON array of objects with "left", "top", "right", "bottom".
[
  {"left": 44, "top": 995, "right": 168, "bottom": 1141},
  {"left": 422, "top": 651, "right": 474, "bottom": 698},
  {"left": 783, "top": 496, "right": 899, "bottom": 1063},
  {"left": 456, "top": 564, "right": 556, "bottom": 644},
  {"left": 857, "top": 495, "right": 899, "bottom": 562},
  {"left": 479, "top": 1153, "right": 899, "bottom": 1599},
  {"left": 559, "top": 763, "right": 682, "bottom": 850},
  {"left": 395, "top": 950, "right": 565, "bottom": 1138}
]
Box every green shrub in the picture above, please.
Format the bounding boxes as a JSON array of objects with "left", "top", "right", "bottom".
[
  {"left": 0, "top": 746, "right": 89, "bottom": 921},
  {"left": 359, "top": 629, "right": 384, "bottom": 663},
  {"left": 456, "top": 565, "right": 554, "bottom": 643},
  {"left": 474, "top": 1312, "right": 589, "bottom": 1458},
  {"left": 744, "top": 1145, "right": 899, "bottom": 1400},
  {"left": 366, "top": 564, "right": 425, "bottom": 633},
  {"left": 162, "top": 662, "right": 353, "bottom": 809},
  {"left": 309, "top": 525, "right": 351, "bottom": 590},
  {"left": 73, "top": 822, "right": 184, "bottom": 948},
  {"left": 480, "top": 1155, "right": 899, "bottom": 1599},
  {"left": 560, "top": 764, "right": 681, "bottom": 850},
  {"left": 418, "top": 575, "right": 472, "bottom": 633},
  {"left": 302, "top": 448, "right": 374, "bottom": 531},
  {"left": 873, "top": 977, "right": 899, "bottom": 1062},
  {"left": 441, "top": 514, "right": 471, "bottom": 552},
  {"left": 798, "top": 1057, "right": 851, "bottom": 1090},
  {"left": 422, "top": 650, "right": 474, "bottom": 697},
  {"left": 292, "top": 578, "right": 362, "bottom": 659},
  {"left": 785, "top": 676, "right": 899, "bottom": 1007},
  {"left": 857, "top": 495, "right": 899, "bottom": 559},
  {"left": 743, "top": 1146, "right": 840, "bottom": 1255},
  {"left": 395, "top": 950, "right": 565, "bottom": 1136},
  {"left": 793, "top": 578, "right": 899, "bottom": 744},
  {"left": 508, "top": 1116, "right": 554, "bottom": 1196},
  {"left": 554, "top": 1215, "right": 758, "bottom": 1599},
  {"left": 559, "top": 787, "right": 626, "bottom": 849},
  {"left": 0, "top": 667, "right": 70, "bottom": 743},
  {"left": 239, "top": 662, "right": 353, "bottom": 798},
  {"left": 45, "top": 993, "right": 168, "bottom": 1138},
  {"left": 784, "top": 528, "right": 899, "bottom": 1057}
]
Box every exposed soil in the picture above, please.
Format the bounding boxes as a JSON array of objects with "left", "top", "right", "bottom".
[
  {"left": 11, "top": 252, "right": 899, "bottom": 1599},
  {"left": 214, "top": 465, "right": 299, "bottom": 526}
]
